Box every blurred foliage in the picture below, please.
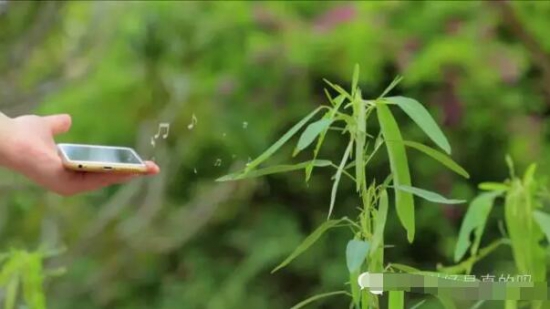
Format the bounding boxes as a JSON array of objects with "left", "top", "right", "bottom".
[{"left": 1, "top": 1, "right": 550, "bottom": 308}]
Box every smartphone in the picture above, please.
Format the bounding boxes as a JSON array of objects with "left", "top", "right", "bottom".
[{"left": 57, "top": 143, "right": 148, "bottom": 174}]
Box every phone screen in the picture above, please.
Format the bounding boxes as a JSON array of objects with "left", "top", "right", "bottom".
[{"left": 59, "top": 144, "right": 142, "bottom": 164}]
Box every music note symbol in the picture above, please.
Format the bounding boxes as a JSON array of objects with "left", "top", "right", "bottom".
[
  {"left": 214, "top": 158, "right": 222, "bottom": 167},
  {"left": 187, "top": 114, "right": 198, "bottom": 130},
  {"left": 154, "top": 123, "right": 170, "bottom": 139}
]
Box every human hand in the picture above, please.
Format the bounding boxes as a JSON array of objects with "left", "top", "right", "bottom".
[{"left": 0, "top": 113, "right": 159, "bottom": 196}]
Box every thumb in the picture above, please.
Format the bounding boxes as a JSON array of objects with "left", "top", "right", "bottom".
[{"left": 43, "top": 114, "right": 72, "bottom": 135}]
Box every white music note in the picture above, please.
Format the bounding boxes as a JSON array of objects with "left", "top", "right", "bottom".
[
  {"left": 187, "top": 114, "right": 198, "bottom": 130},
  {"left": 214, "top": 158, "right": 222, "bottom": 167},
  {"left": 154, "top": 123, "right": 170, "bottom": 139}
]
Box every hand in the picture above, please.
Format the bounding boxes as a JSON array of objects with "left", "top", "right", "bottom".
[{"left": 0, "top": 113, "right": 159, "bottom": 196}]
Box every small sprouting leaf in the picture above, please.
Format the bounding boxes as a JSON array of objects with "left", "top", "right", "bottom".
[
  {"left": 245, "top": 106, "right": 326, "bottom": 172},
  {"left": 533, "top": 211, "right": 550, "bottom": 244},
  {"left": 386, "top": 96, "right": 451, "bottom": 155},
  {"left": 478, "top": 182, "right": 508, "bottom": 191},
  {"left": 388, "top": 291, "right": 404, "bottom": 309},
  {"left": 370, "top": 189, "right": 388, "bottom": 257},
  {"left": 346, "top": 239, "right": 370, "bottom": 273},
  {"left": 329, "top": 141, "right": 353, "bottom": 219},
  {"left": 323, "top": 79, "right": 353, "bottom": 101},
  {"left": 395, "top": 185, "right": 466, "bottom": 204},
  {"left": 401, "top": 141, "right": 469, "bottom": 178},
  {"left": 378, "top": 76, "right": 403, "bottom": 99},
  {"left": 294, "top": 119, "right": 333, "bottom": 156},
  {"left": 377, "top": 101, "right": 415, "bottom": 243},
  {"left": 216, "top": 160, "right": 332, "bottom": 182},
  {"left": 290, "top": 291, "right": 348, "bottom": 309},
  {"left": 272, "top": 219, "right": 344, "bottom": 273},
  {"left": 505, "top": 154, "right": 515, "bottom": 178},
  {"left": 523, "top": 163, "right": 537, "bottom": 185},
  {"left": 454, "top": 191, "right": 501, "bottom": 262}
]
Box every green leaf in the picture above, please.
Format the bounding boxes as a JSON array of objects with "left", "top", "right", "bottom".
[
  {"left": 533, "top": 211, "right": 550, "bottom": 244},
  {"left": 377, "top": 102, "right": 415, "bottom": 242},
  {"left": 454, "top": 191, "right": 501, "bottom": 262},
  {"left": 323, "top": 79, "right": 353, "bottom": 101},
  {"left": 370, "top": 189, "right": 388, "bottom": 257},
  {"left": 478, "top": 182, "right": 508, "bottom": 191},
  {"left": 306, "top": 94, "right": 346, "bottom": 181},
  {"left": 272, "top": 219, "right": 344, "bottom": 273},
  {"left": 378, "top": 76, "right": 403, "bottom": 99},
  {"left": 22, "top": 253, "right": 46, "bottom": 309},
  {"left": 350, "top": 271, "right": 361, "bottom": 308},
  {"left": 436, "top": 295, "right": 457, "bottom": 309},
  {"left": 290, "top": 291, "right": 348, "bottom": 309},
  {"left": 294, "top": 119, "right": 333, "bottom": 156},
  {"left": 216, "top": 160, "right": 332, "bottom": 181},
  {"left": 395, "top": 185, "right": 466, "bottom": 204},
  {"left": 329, "top": 141, "right": 353, "bottom": 219},
  {"left": 386, "top": 96, "right": 451, "bottom": 154},
  {"left": 388, "top": 291, "right": 404, "bottom": 309},
  {"left": 354, "top": 90, "right": 366, "bottom": 192},
  {"left": 5, "top": 276, "right": 19, "bottom": 309},
  {"left": 401, "top": 141, "right": 469, "bottom": 178},
  {"left": 346, "top": 239, "right": 370, "bottom": 273},
  {"left": 244, "top": 106, "right": 326, "bottom": 172},
  {"left": 410, "top": 300, "right": 427, "bottom": 309}
]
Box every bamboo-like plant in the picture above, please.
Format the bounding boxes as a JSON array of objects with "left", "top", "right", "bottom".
[
  {"left": 453, "top": 158, "right": 550, "bottom": 309},
  {"left": 218, "top": 65, "right": 469, "bottom": 309}
]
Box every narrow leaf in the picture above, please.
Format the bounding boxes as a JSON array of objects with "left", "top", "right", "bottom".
[
  {"left": 329, "top": 141, "right": 353, "bottom": 219},
  {"left": 401, "top": 141, "right": 469, "bottom": 178},
  {"left": 5, "top": 276, "right": 18, "bottom": 309},
  {"left": 217, "top": 160, "right": 331, "bottom": 182},
  {"left": 410, "top": 300, "right": 427, "bottom": 309},
  {"left": 245, "top": 106, "right": 325, "bottom": 172},
  {"left": 377, "top": 102, "right": 415, "bottom": 242},
  {"left": 454, "top": 191, "right": 501, "bottom": 262},
  {"left": 306, "top": 94, "right": 346, "bottom": 181},
  {"left": 290, "top": 291, "right": 348, "bottom": 309},
  {"left": 533, "top": 211, "right": 550, "bottom": 244},
  {"left": 370, "top": 189, "right": 388, "bottom": 257},
  {"left": 350, "top": 271, "right": 361, "bottom": 308},
  {"left": 272, "top": 219, "right": 343, "bottom": 273},
  {"left": 478, "top": 182, "right": 508, "bottom": 191},
  {"left": 346, "top": 239, "right": 370, "bottom": 273},
  {"left": 323, "top": 79, "right": 353, "bottom": 101},
  {"left": 386, "top": 96, "right": 451, "bottom": 154},
  {"left": 436, "top": 295, "right": 457, "bottom": 309},
  {"left": 388, "top": 291, "right": 404, "bottom": 309},
  {"left": 294, "top": 119, "right": 333, "bottom": 156},
  {"left": 395, "top": 185, "right": 466, "bottom": 204}
]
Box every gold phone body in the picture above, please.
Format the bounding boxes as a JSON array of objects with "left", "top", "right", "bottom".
[{"left": 57, "top": 143, "right": 148, "bottom": 174}]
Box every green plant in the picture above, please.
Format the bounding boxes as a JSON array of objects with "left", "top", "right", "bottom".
[
  {"left": 0, "top": 248, "right": 65, "bottom": 309},
  {"left": 218, "top": 65, "right": 469, "bottom": 309},
  {"left": 453, "top": 158, "right": 550, "bottom": 309}
]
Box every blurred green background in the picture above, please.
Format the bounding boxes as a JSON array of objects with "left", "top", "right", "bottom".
[{"left": 1, "top": 1, "right": 550, "bottom": 308}]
